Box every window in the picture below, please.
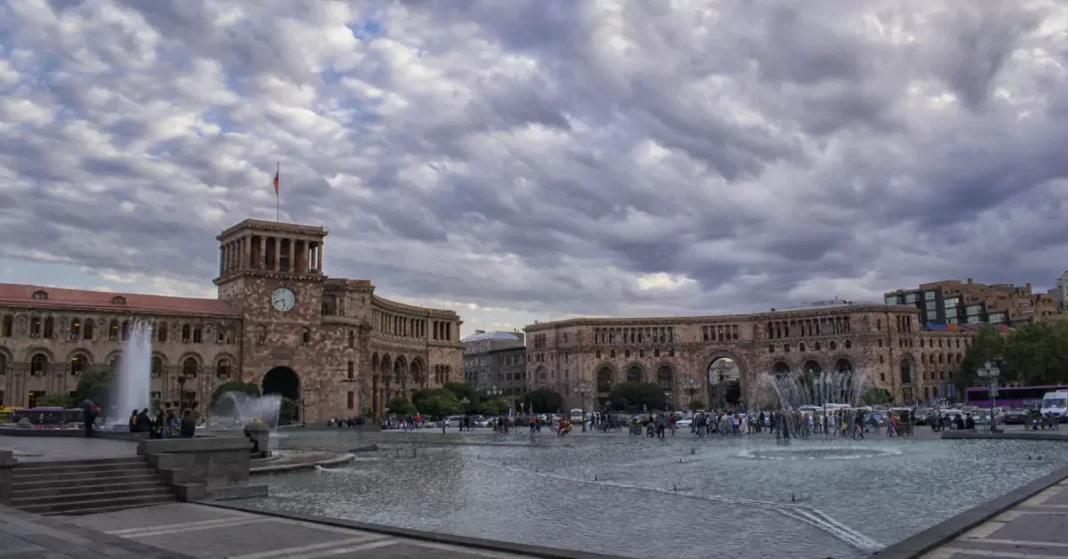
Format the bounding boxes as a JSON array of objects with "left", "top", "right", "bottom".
[
  {"left": 347, "top": 391, "right": 355, "bottom": 409},
  {"left": 32, "top": 290, "right": 47, "bottom": 299},
  {"left": 966, "top": 305, "right": 982, "bottom": 316},
  {"left": 70, "top": 353, "right": 88, "bottom": 376},
  {"left": 348, "top": 330, "right": 355, "bottom": 348},
  {"left": 926, "top": 310, "right": 938, "bottom": 320},
  {"left": 1, "top": 315, "right": 10, "bottom": 337},
  {"left": 216, "top": 358, "right": 231, "bottom": 379},
  {"left": 83, "top": 319, "right": 94, "bottom": 340},
  {"left": 182, "top": 358, "right": 198, "bottom": 378},
  {"left": 111, "top": 296, "right": 126, "bottom": 305},
  {"left": 30, "top": 315, "right": 41, "bottom": 337},
  {"left": 181, "top": 324, "right": 191, "bottom": 343},
  {"left": 43, "top": 317, "right": 54, "bottom": 339},
  {"left": 347, "top": 361, "right": 355, "bottom": 379},
  {"left": 905, "top": 293, "right": 918, "bottom": 303},
  {"left": 829, "top": 341, "right": 836, "bottom": 350},
  {"left": 844, "top": 340, "right": 852, "bottom": 349},
  {"left": 30, "top": 353, "right": 48, "bottom": 376},
  {"left": 192, "top": 326, "right": 202, "bottom": 343},
  {"left": 121, "top": 320, "right": 130, "bottom": 341},
  {"left": 158, "top": 322, "right": 168, "bottom": 343},
  {"left": 69, "top": 319, "right": 81, "bottom": 340},
  {"left": 945, "top": 307, "right": 958, "bottom": 318},
  {"left": 151, "top": 356, "right": 163, "bottom": 378},
  {"left": 110, "top": 320, "right": 120, "bottom": 341},
  {"left": 924, "top": 291, "right": 936, "bottom": 301},
  {"left": 885, "top": 295, "right": 901, "bottom": 304},
  {"left": 302, "top": 330, "right": 310, "bottom": 345}
]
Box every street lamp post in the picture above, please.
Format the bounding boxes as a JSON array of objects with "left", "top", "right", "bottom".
[
  {"left": 977, "top": 360, "right": 1002, "bottom": 433},
  {"left": 573, "top": 381, "right": 591, "bottom": 432}
]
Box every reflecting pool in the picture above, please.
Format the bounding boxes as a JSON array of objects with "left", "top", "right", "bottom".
[{"left": 246, "top": 430, "right": 1068, "bottom": 558}]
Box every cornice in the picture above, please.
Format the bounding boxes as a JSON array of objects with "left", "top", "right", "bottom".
[
  {"left": 217, "top": 219, "right": 328, "bottom": 240},
  {"left": 371, "top": 294, "right": 459, "bottom": 318},
  {"left": 0, "top": 302, "right": 240, "bottom": 320},
  {"left": 213, "top": 270, "right": 328, "bottom": 285}
]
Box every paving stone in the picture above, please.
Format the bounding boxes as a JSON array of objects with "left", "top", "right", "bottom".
[
  {"left": 985, "top": 513, "right": 1068, "bottom": 543},
  {"left": 68, "top": 502, "right": 248, "bottom": 533},
  {"left": 347, "top": 542, "right": 534, "bottom": 559},
  {"left": 129, "top": 518, "right": 357, "bottom": 557}
]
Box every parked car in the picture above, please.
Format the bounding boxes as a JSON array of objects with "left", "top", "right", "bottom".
[{"left": 1002, "top": 408, "right": 1031, "bottom": 425}]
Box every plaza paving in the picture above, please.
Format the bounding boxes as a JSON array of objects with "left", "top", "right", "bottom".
[
  {"left": 921, "top": 474, "right": 1068, "bottom": 559},
  {"left": 0, "top": 436, "right": 138, "bottom": 461}
]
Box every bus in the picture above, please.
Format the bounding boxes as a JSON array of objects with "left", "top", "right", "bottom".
[
  {"left": 0, "top": 406, "right": 24, "bottom": 424},
  {"left": 10, "top": 407, "right": 84, "bottom": 429},
  {"left": 965, "top": 385, "right": 1068, "bottom": 409}
]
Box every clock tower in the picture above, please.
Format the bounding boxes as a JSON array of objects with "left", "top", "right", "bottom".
[{"left": 214, "top": 219, "right": 330, "bottom": 413}]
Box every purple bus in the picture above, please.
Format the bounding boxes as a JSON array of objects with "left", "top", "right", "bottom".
[{"left": 965, "top": 385, "right": 1068, "bottom": 409}]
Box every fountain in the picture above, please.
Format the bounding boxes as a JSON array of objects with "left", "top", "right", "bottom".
[
  {"left": 212, "top": 392, "right": 283, "bottom": 429},
  {"left": 109, "top": 320, "right": 153, "bottom": 426},
  {"left": 752, "top": 367, "right": 873, "bottom": 441}
]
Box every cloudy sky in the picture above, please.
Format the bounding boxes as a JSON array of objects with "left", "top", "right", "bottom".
[{"left": 2, "top": 0, "right": 1067, "bottom": 336}]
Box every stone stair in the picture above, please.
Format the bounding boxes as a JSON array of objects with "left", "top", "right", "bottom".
[{"left": 9, "top": 456, "right": 176, "bottom": 516}]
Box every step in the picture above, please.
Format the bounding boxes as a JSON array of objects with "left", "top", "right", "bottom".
[
  {"left": 13, "top": 467, "right": 155, "bottom": 483},
  {"left": 13, "top": 461, "right": 148, "bottom": 476},
  {"left": 12, "top": 485, "right": 173, "bottom": 507},
  {"left": 18, "top": 492, "right": 177, "bottom": 515},
  {"left": 14, "top": 472, "right": 162, "bottom": 491},
  {"left": 45, "top": 499, "right": 176, "bottom": 517},
  {"left": 14, "top": 457, "right": 146, "bottom": 470},
  {"left": 12, "top": 479, "right": 168, "bottom": 500}
]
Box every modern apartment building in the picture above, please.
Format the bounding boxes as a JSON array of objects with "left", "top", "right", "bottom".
[{"left": 884, "top": 278, "right": 1064, "bottom": 328}]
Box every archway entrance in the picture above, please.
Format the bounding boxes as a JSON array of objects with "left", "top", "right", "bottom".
[
  {"left": 707, "top": 357, "right": 740, "bottom": 409},
  {"left": 263, "top": 366, "right": 300, "bottom": 422}
]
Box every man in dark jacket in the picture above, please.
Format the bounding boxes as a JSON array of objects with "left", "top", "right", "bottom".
[{"left": 82, "top": 400, "right": 96, "bottom": 437}]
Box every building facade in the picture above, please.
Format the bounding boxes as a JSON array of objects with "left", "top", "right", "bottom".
[
  {"left": 462, "top": 330, "right": 528, "bottom": 400},
  {"left": 524, "top": 303, "right": 974, "bottom": 411},
  {"left": 0, "top": 219, "right": 464, "bottom": 423},
  {"left": 885, "top": 278, "right": 1065, "bottom": 327}
]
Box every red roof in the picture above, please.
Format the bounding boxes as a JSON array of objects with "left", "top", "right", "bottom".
[{"left": 0, "top": 283, "right": 239, "bottom": 317}]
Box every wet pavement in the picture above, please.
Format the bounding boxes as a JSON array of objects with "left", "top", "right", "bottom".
[
  {"left": 922, "top": 475, "right": 1068, "bottom": 558},
  {"left": 0, "top": 436, "right": 138, "bottom": 461}
]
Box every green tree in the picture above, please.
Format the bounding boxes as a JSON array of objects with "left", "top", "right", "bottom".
[
  {"left": 607, "top": 382, "right": 667, "bottom": 412},
  {"left": 863, "top": 388, "right": 894, "bottom": 406},
  {"left": 280, "top": 397, "right": 299, "bottom": 424},
  {"left": 75, "top": 368, "right": 114, "bottom": 405},
  {"left": 957, "top": 324, "right": 1008, "bottom": 393},
  {"left": 416, "top": 390, "right": 462, "bottom": 418},
  {"left": 443, "top": 382, "right": 479, "bottom": 412},
  {"left": 36, "top": 393, "right": 75, "bottom": 408},
  {"left": 522, "top": 389, "right": 564, "bottom": 414},
  {"left": 475, "top": 401, "right": 499, "bottom": 416},
  {"left": 686, "top": 398, "right": 705, "bottom": 411},
  {"left": 211, "top": 381, "right": 261, "bottom": 407},
  {"left": 387, "top": 396, "right": 417, "bottom": 416}
]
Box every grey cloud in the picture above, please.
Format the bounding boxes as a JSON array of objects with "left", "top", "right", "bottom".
[{"left": 1, "top": 0, "right": 1067, "bottom": 331}]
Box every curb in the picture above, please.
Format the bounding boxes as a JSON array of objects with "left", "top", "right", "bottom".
[
  {"left": 942, "top": 430, "right": 1068, "bottom": 442},
  {"left": 871, "top": 463, "right": 1068, "bottom": 558},
  {"left": 250, "top": 453, "right": 355, "bottom": 475},
  {"left": 200, "top": 500, "right": 629, "bottom": 559}
]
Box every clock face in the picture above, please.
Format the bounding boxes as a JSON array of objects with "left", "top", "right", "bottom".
[{"left": 271, "top": 288, "right": 296, "bottom": 312}]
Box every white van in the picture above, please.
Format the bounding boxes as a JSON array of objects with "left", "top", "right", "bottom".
[{"left": 1040, "top": 391, "right": 1068, "bottom": 420}]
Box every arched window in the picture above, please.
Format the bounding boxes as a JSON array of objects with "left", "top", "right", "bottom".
[
  {"left": 256, "top": 325, "right": 267, "bottom": 345},
  {"left": 302, "top": 329, "right": 310, "bottom": 345},
  {"left": 69, "top": 318, "right": 81, "bottom": 340},
  {"left": 835, "top": 359, "right": 853, "bottom": 374},
  {"left": 799, "top": 342, "right": 806, "bottom": 352},
  {"left": 216, "top": 358, "right": 231, "bottom": 380},
  {"left": 111, "top": 296, "right": 126, "bottom": 305},
  {"left": 772, "top": 361, "right": 790, "bottom": 376},
  {"left": 900, "top": 359, "right": 913, "bottom": 385},
  {"left": 192, "top": 326, "right": 202, "bottom": 343},
  {"left": 151, "top": 356, "right": 163, "bottom": 378},
  {"left": 181, "top": 324, "right": 191, "bottom": 343},
  {"left": 30, "top": 315, "right": 41, "bottom": 337},
  {"left": 829, "top": 341, "right": 837, "bottom": 351},
  {"left": 70, "top": 353, "right": 88, "bottom": 376},
  {"left": 30, "top": 353, "right": 48, "bottom": 376},
  {"left": 348, "top": 330, "right": 355, "bottom": 349},
  {"left": 0, "top": 353, "right": 6, "bottom": 375},
  {"left": 783, "top": 344, "right": 790, "bottom": 353},
  {"left": 1, "top": 315, "right": 11, "bottom": 337},
  {"left": 109, "top": 320, "right": 119, "bottom": 341},
  {"left": 43, "top": 317, "right": 54, "bottom": 339},
  {"left": 32, "top": 290, "right": 47, "bottom": 299},
  {"left": 844, "top": 340, "right": 852, "bottom": 349},
  {"left": 814, "top": 342, "right": 821, "bottom": 351},
  {"left": 158, "top": 322, "right": 168, "bottom": 343},
  {"left": 83, "top": 319, "right": 94, "bottom": 340},
  {"left": 110, "top": 355, "right": 121, "bottom": 370},
  {"left": 182, "top": 357, "right": 199, "bottom": 378},
  {"left": 121, "top": 320, "right": 130, "bottom": 341}
]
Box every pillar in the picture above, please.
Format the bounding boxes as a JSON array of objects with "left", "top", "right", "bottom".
[
  {"left": 219, "top": 246, "right": 225, "bottom": 276},
  {"left": 316, "top": 241, "right": 323, "bottom": 272},
  {"left": 273, "top": 238, "right": 281, "bottom": 272},
  {"left": 288, "top": 239, "right": 296, "bottom": 273},
  {"left": 242, "top": 236, "right": 251, "bottom": 268},
  {"left": 259, "top": 236, "right": 267, "bottom": 270}
]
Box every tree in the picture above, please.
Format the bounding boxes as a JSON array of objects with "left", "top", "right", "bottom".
[
  {"left": 211, "top": 381, "right": 261, "bottom": 407},
  {"left": 415, "top": 390, "right": 462, "bottom": 418},
  {"left": 387, "top": 396, "right": 417, "bottom": 416},
  {"left": 607, "top": 382, "right": 667, "bottom": 412},
  {"left": 280, "top": 397, "right": 299, "bottom": 424},
  {"left": 443, "top": 382, "right": 480, "bottom": 412},
  {"left": 863, "top": 388, "right": 893, "bottom": 406},
  {"left": 75, "top": 368, "right": 114, "bottom": 405},
  {"left": 686, "top": 398, "right": 705, "bottom": 411},
  {"left": 522, "top": 389, "right": 564, "bottom": 414},
  {"left": 36, "top": 393, "right": 74, "bottom": 408},
  {"left": 475, "top": 401, "right": 499, "bottom": 416}
]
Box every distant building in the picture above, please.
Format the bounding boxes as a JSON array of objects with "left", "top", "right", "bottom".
[
  {"left": 462, "top": 330, "right": 528, "bottom": 400},
  {"left": 884, "top": 278, "right": 1064, "bottom": 328}
]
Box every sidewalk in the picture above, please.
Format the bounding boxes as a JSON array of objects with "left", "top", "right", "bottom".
[{"left": 921, "top": 475, "right": 1068, "bottom": 558}]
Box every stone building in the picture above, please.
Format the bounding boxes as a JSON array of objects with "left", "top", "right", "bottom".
[
  {"left": 0, "top": 218, "right": 463, "bottom": 423},
  {"left": 462, "top": 330, "right": 528, "bottom": 400},
  {"left": 524, "top": 303, "right": 974, "bottom": 411}
]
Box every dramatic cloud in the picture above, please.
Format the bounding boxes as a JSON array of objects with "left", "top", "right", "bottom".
[{"left": 2, "top": 0, "right": 1067, "bottom": 333}]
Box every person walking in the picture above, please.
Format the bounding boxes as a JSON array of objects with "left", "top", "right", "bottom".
[{"left": 81, "top": 400, "right": 96, "bottom": 437}]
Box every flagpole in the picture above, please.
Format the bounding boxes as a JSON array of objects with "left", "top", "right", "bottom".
[{"left": 275, "top": 161, "right": 280, "bottom": 222}]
